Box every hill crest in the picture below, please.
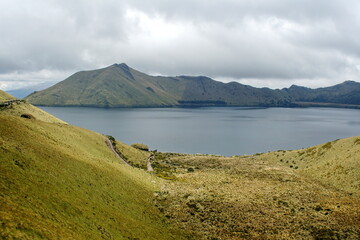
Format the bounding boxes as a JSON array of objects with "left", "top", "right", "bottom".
[
  {"left": 25, "top": 63, "right": 293, "bottom": 107},
  {"left": 24, "top": 63, "right": 360, "bottom": 108}
]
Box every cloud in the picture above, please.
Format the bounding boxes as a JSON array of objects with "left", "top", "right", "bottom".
[{"left": 0, "top": 0, "right": 359, "bottom": 90}]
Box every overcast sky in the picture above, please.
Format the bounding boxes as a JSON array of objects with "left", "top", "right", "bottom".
[{"left": 1, "top": 0, "right": 359, "bottom": 90}]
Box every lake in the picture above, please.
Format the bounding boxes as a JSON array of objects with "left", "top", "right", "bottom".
[{"left": 40, "top": 106, "right": 360, "bottom": 156}]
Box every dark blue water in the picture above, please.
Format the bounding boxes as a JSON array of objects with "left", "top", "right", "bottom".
[{"left": 40, "top": 107, "right": 360, "bottom": 156}]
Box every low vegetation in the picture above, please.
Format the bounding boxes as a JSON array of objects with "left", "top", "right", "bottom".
[
  {"left": 152, "top": 152, "right": 360, "bottom": 239},
  {"left": 258, "top": 137, "right": 360, "bottom": 197},
  {"left": 131, "top": 143, "right": 150, "bottom": 151},
  {"left": 1, "top": 90, "right": 359, "bottom": 239},
  {"left": 116, "top": 141, "right": 150, "bottom": 169},
  {"left": 0, "top": 101, "right": 188, "bottom": 239}
]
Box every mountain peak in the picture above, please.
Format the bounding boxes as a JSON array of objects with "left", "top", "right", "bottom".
[
  {"left": 342, "top": 80, "right": 357, "bottom": 85},
  {"left": 112, "top": 63, "right": 129, "bottom": 70},
  {"left": 109, "top": 63, "right": 135, "bottom": 80},
  {"left": 289, "top": 84, "right": 309, "bottom": 89}
]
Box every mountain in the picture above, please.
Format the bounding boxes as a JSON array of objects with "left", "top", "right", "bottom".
[
  {"left": 1, "top": 92, "right": 359, "bottom": 239},
  {"left": 7, "top": 81, "right": 58, "bottom": 99},
  {"left": 283, "top": 80, "right": 360, "bottom": 105},
  {"left": 25, "top": 63, "right": 360, "bottom": 108},
  {"left": 25, "top": 63, "right": 293, "bottom": 107}
]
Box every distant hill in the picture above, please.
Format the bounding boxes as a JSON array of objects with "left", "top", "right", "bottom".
[
  {"left": 25, "top": 63, "right": 293, "bottom": 107},
  {"left": 7, "top": 81, "right": 58, "bottom": 99},
  {"left": 25, "top": 64, "right": 360, "bottom": 108},
  {"left": 282, "top": 80, "right": 360, "bottom": 106}
]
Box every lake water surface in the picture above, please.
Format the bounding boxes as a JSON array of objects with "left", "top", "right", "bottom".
[{"left": 40, "top": 107, "right": 360, "bottom": 156}]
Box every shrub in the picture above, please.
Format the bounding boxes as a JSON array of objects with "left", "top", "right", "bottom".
[
  {"left": 107, "top": 135, "right": 115, "bottom": 142},
  {"left": 131, "top": 143, "right": 149, "bottom": 151},
  {"left": 20, "top": 114, "right": 35, "bottom": 119},
  {"left": 321, "top": 142, "right": 332, "bottom": 150}
]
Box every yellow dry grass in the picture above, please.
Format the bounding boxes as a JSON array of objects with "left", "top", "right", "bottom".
[
  {"left": 153, "top": 151, "right": 360, "bottom": 239},
  {"left": 259, "top": 137, "right": 360, "bottom": 197}
]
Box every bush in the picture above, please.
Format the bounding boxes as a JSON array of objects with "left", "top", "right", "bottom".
[
  {"left": 131, "top": 143, "right": 149, "bottom": 151},
  {"left": 20, "top": 114, "right": 35, "bottom": 119},
  {"left": 107, "top": 135, "right": 115, "bottom": 142}
]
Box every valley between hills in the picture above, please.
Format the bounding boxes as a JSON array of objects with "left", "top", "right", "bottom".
[{"left": 1, "top": 90, "right": 360, "bottom": 239}]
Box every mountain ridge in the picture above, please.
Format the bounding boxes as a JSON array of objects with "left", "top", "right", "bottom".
[
  {"left": 283, "top": 80, "right": 360, "bottom": 106},
  {"left": 24, "top": 63, "right": 360, "bottom": 108}
]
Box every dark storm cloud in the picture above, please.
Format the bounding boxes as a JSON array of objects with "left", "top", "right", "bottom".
[{"left": 0, "top": 0, "right": 359, "bottom": 90}]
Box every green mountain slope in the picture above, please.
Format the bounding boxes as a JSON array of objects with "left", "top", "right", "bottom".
[
  {"left": 25, "top": 64, "right": 360, "bottom": 108},
  {"left": 25, "top": 63, "right": 292, "bottom": 107},
  {"left": 177, "top": 76, "right": 290, "bottom": 106},
  {"left": 25, "top": 64, "right": 179, "bottom": 107},
  {"left": 283, "top": 80, "right": 360, "bottom": 105},
  {"left": 0, "top": 100, "right": 188, "bottom": 239}
]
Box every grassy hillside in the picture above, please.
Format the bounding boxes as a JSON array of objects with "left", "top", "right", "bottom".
[
  {"left": 1, "top": 90, "right": 65, "bottom": 123},
  {"left": 25, "top": 63, "right": 292, "bottom": 107},
  {"left": 2, "top": 92, "right": 359, "bottom": 239},
  {"left": 0, "top": 89, "right": 16, "bottom": 101},
  {"left": 0, "top": 101, "right": 67, "bottom": 124},
  {"left": 0, "top": 103, "right": 188, "bottom": 239},
  {"left": 258, "top": 137, "right": 360, "bottom": 197},
  {"left": 151, "top": 148, "right": 360, "bottom": 239}
]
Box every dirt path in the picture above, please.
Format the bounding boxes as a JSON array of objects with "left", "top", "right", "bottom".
[{"left": 105, "top": 137, "right": 131, "bottom": 166}]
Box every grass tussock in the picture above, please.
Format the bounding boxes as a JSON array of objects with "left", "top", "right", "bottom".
[{"left": 131, "top": 143, "right": 150, "bottom": 152}]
